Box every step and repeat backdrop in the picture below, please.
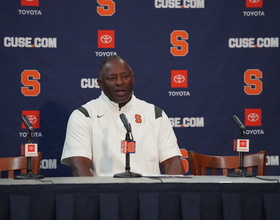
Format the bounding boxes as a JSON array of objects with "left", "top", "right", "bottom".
[{"left": 0, "top": 0, "right": 279, "bottom": 176}]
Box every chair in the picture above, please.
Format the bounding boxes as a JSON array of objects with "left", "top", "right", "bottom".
[
  {"left": 0, "top": 152, "right": 42, "bottom": 178},
  {"left": 188, "top": 151, "right": 266, "bottom": 176}
]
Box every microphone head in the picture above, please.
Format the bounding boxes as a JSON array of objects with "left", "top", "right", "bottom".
[
  {"left": 119, "top": 113, "right": 131, "bottom": 132},
  {"left": 231, "top": 115, "right": 246, "bottom": 131},
  {"left": 22, "top": 115, "right": 34, "bottom": 132}
]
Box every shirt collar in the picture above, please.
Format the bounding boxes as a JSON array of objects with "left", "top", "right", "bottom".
[{"left": 100, "top": 91, "right": 135, "bottom": 111}]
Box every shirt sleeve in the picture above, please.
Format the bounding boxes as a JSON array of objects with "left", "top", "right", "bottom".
[
  {"left": 61, "top": 109, "right": 92, "bottom": 166},
  {"left": 157, "top": 110, "right": 182, "bottom": 163}
]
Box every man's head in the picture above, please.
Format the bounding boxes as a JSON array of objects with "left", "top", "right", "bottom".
[{"left": 97, "top": 55, "right": 134, "bottom": 108}]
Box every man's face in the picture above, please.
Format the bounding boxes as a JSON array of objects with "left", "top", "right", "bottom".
[{"left": 97, "top": 59, "right": 134, "bottom": 107}]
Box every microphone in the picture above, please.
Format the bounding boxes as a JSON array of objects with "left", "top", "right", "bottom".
[
  {"left": 120, "top": 113, "right": 131, "bottom": 132},
  {"left": 232, "top": 115, "right": 246, "bottom": 131},
  {"left": 22, "top": 115, "right": 34, "bottom": 132},
  {"left": 114, "top": 113, "right": 141, "bottom": 178}
]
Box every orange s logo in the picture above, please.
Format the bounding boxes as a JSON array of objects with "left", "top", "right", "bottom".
[
  {"left": 21, "top": 70, "right": 41, "bottom": 97},
  {"left": 244, "top": 69, "right": 263, "bottom": 95},
  {"left": 121, "top": 141, "right": 136, "bottom": 153},
  {"left": 127, "top": 141, "right": 136, "bottom": 153},
  {"left": 135, "top": 114, "right": 142, "bottom": 123},
  {"left": 170, "top": 30, "right": 189, "bottom": 56},
  {"left": 97, "top": 0, "right": 115, "bottom": 16}
]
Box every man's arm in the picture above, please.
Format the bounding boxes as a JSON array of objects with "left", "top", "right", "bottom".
[
  {"left": 161, "top": 156, "right": 185, "bottom": 175},
  {"left": 69, "top": 156, "right": 94, "bottom": 176}
]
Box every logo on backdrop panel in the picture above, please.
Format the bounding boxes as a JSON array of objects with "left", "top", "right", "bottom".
[
  {"left": 171, "top": 70, "right": 188, "bottom": 88},
  {"left": 170, "top": 30, "right": 189, "bottom": 56},
  {"left": 246, "top": 0, "right": 263, "bottom": 8},
  {"left": 244, "top": 109, "right": 264, "bottom": 135},
  {"left": 243, "top": 0, "right": 264, "bottom": 16},
  {"left": 244, "top": 69, "right": 263, "bottom": 95},
  {"left": 245, "top": 109, "right": 262, "bottom": 127},
  {"left": 95, "top": 30, "right": 117, "bottom": 57},
  {"left": 19, "top": 110, "right": 42, "bottom": 139},
  {"left": 98, "top": 30, "right": 115, "bottom": 48},
  {"left": 22, "top": 110, "right": 40, "bottom": 129},
  {"left": 21, "top": 0, "right": 39, "bottom": 6},
  {"left": 19, "top": 0, "right": 42, "bottom": 15},
  {"left": 81, "top": 78, "right": 100, "bottom": 89},
  {"left": 97, "top": 0, "right": 115, "bottom": 16},
  {"left": 228, "top": 37, "right": 279, "bottom": 48},
  {"left": 21, "top": 70, "right": 41, "bottom": 97},
  {"left": 154, "top": 0, "right": 205, "bottom": 9},
  {"left": 169, "top": 70, "right": 190, "bottom": 96},
  {"left": 169, "top": 117, "right": 204, "bottom": 128},
  {"left": 3, "top": 37, "right": 57, "bottom": 48}
]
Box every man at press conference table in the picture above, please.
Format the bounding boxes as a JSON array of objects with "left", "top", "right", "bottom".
[{"left": 61, "top": 55, "right": 184, "bottom": 176}]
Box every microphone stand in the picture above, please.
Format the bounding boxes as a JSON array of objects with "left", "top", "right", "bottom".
[
  {"left": 227, "top": 129, "right": 255, "bottom": 177},
  {"left": 14, "top": 129, "right": 44, "bottom": 179},
  {"left": 114, "top": 130, "right": 142, "bottom": 178}
]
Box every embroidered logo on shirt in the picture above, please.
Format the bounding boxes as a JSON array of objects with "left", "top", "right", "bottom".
[
  {"left": 135, "top": 114, "right": 142, "bottom": 123},
  {"left": 97, "top": 114, "right": 105, "bottom": 118}
]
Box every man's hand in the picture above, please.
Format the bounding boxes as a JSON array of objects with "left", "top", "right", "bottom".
[
  {"left": 161, "top": 156, "right": 185, "bottom": 175},
  {"left": 69, "top": 156, "right": 94, "bottom": 176}
]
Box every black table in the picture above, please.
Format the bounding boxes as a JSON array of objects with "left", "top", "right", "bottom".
[{"left": 0, "top": 176, "right": 279, "bottom": 220}]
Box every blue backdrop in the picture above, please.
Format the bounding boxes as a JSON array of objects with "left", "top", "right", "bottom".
[{"left": 0, "top": 0, "right": 279, "bottom": 176}]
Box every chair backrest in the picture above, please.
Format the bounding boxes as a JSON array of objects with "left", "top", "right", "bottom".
[
  {"left": 188, "top": 151, "right": 266, "bottom": 176},
  {"left": 0, "top": 152, "right": 42, "bottom": 178}
]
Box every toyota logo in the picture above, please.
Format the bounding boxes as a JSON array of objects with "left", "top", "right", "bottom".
[
  {"left": 249, "top": 0, "right": 260, "bottom": 3},
  {"left": 28, "top": 145, "right": 35, "bottom": 151},
  {"left": 247, "top": 113, "right": 259, "bottom": 122},
  {"left": 100, "top": 35, "right": 112, "bottom": 44},
  {"left": 173, "top": 74, "right": 185, "bottom": 83},
  {"left": 27, "top": 115, "right": 37, "bottom": 124}
]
